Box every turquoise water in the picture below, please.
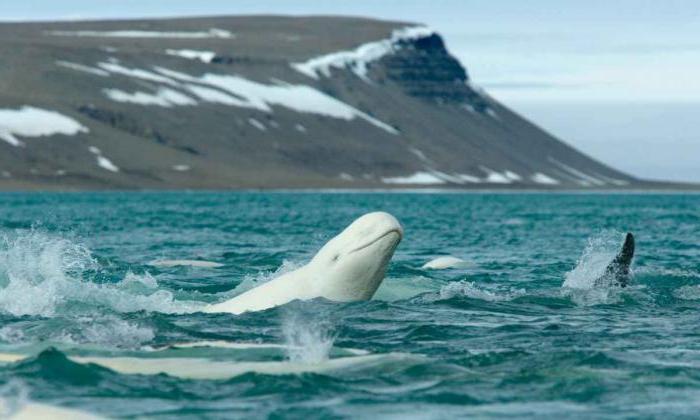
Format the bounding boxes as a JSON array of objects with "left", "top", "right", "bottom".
[{"left": 0, "top": 192, "right": 699, "bottom": 418}]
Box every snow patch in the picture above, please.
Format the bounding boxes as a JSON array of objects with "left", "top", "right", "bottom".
[
  {"left": 98, "top": 62, "right": 179, "bottom": 85},
  {"left": 87, "top": 60, "right": 398, "bottom": 134},
  {"left": 339, "top": 173, "right": 354, "bottom": 181},
  {"left": 409, "top": 148, "right": 430, "bottom": 163},
  {"left": 456, "top": 174, "right": 482, "bottom": 183},
  {"left": 0, "top": 106, "right": 87, "bottom": 147},
  {"left": 184, "top": 84, "right": 244, "bottom": 106},
  {"left": 154, "top": 67, "right": 398, "bottom": 134},
  {"left": 47, "top": 28, "right": 233, "bottom": 39},
  {"left": 593, "top": 172, "right": 630, "bottom": 186},
  {"left": 88, "top": 146, "right": 119, "bottom": 172},
  {"left": 248, "top": 118, "right": 266, "bottom": 131},
  {"left": 56, "top": 60, "right": 109, "bottom": 77},
  {"left": 294, "top": 124, "right": 306, "bottom": 133},
  {"left": 172, "top": 165, "right": 190, "bottom": 172},
  {"left": 549, "top": 158, "right": 606, "bottom": 186},
  {"left": 480, "top": 167, "right": 512, "bottom": 184},
  {"left": 291, "top": 25, "right": 435, "bottom": 81},
  {"left": 166, "top": 49, "right": 216, "bottom": 63},
  {"left": 382, "top": 172, "right": 446, "bottom": 185},
  {"left": 103, "top": 88, "right": 196, "bottom": 107},
  {"left": 531, "top": 173, "right": 560, "bottom": 185},
  {"left": 503, "top": 171, "right": 522, "bottom": 181}
]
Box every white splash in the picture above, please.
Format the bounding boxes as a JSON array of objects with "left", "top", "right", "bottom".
[
  {"left": 0, "top": 385, "right": 104, "bottom": 420},
  {"left": 439, "top": 281, "right": 525, "bottom": 302},
  {"left": 46, "top": 28, "right": 233, "bottom": 39},
  {"left": 0, "top": 106, "right": 87, "bottom": 147},
  {"left": 291, "top": 26, "right": 434, "bottom": 81},
  {"left": 60, "top": 315, "right": 155, "bottom": 349},
  {"left": 281, "top": 311, "right": 335, "bottom": 364},
  {"left": 0, "top": 230, "right": 200, "bottom": 318},
  {"left": 563, "top": 230, "right": 628, "bottom": 289},
  {"left": 0, "top": 380, "right": 29, "bottom": 419}
]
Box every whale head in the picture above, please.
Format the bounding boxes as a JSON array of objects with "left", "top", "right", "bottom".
[{"left": 309, "top": 212, "right": 403, "bottom": 302}]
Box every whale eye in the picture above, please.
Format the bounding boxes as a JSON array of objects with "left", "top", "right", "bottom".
[{"left": 332, "top": 254, "right": 340, "bottom": 262}]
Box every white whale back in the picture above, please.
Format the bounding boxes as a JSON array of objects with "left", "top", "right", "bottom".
[{"left": 204, "top": 212, "right": 402, "bottom": 314}]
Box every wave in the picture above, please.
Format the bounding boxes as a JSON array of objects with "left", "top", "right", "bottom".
[{"left": 0, "top": 230, "right": 202, "bottom": 318}]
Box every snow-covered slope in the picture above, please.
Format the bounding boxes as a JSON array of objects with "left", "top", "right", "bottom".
[{"left": 0, "top": 15, "right": 642, "bottom": 189}]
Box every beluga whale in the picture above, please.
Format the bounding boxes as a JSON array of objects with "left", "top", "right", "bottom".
[
  {"left": 204, "top": 212, "right": 403, "bottom": 314},
  {"left": 595, "top": 232, "right": 635, "bottom": 287}
]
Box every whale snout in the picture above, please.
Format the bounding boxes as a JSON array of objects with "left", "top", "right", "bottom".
[
  {"left": 360, "top": 211, "right": 403, "bottom": 238},
  {"left": 346, "top": 212, "right": 403, "bottom": 254}
]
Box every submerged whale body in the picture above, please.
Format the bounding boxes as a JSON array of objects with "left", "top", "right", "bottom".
[
  {"left": 204, "top": 212, "right": 403, "bottom": 314},
  {"left": 422, "top": 256, "right": 471, "bottom": 270},
  {"left": 596, "top": 232, "right": 635, "bottom": 287}
]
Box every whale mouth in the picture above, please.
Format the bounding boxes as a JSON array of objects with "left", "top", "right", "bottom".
[{"left": 348, "top": 228, "right": 403, "bottom": 255}]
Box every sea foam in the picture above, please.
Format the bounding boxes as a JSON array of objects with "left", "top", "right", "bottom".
[{"left": 0, "top": 230, "right": 200, "bottom": 318}]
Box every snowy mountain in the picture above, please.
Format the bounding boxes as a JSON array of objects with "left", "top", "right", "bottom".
[{"left": 0, "top": 15, "right": 650, "bottom": 189}]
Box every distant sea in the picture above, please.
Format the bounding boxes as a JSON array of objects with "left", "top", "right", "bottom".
[{"left": 1, "top": 192, "right": 699, "bottom": 418}]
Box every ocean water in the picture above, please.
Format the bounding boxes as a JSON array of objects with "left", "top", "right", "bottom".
[{"left": 0, "top": 192, "right": 699, "bottom": 419}]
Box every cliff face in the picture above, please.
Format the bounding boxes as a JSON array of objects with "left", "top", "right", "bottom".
[
  {"left": 382, "top": 33, "right": 485, "bottom": 107},
  {"left": 0, "top": 15, "right": 637, "bottom": 190}
]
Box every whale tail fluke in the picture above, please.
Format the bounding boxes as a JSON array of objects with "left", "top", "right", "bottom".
[{"left": 602, "top": 232, "right": 635, "bottom": 287}]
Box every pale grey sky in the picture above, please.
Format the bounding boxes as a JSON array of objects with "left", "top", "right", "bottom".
[{"left": 3, "top": 0, "right": 699, "bottom": 181}]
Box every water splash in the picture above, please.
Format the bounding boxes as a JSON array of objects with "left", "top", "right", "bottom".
[
  {"left": 0, "top": 230, "right": 201, "bottom": 317},
  {"left": 281, "top": 309, "right": 335, "bottom": 364},
  {"left": 563, "top": 230, "right": 629, "bottom": 290},
  {"left": 439, "top": 281, "right": 526, "bottom": 302},
  {"left": 0, "top": 379, "right": 29, "bottom": 418}
]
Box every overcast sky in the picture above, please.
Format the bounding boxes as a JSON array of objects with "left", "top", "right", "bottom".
[{"left": 4, "top": 0, "right": 699, "bottom": 181}]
